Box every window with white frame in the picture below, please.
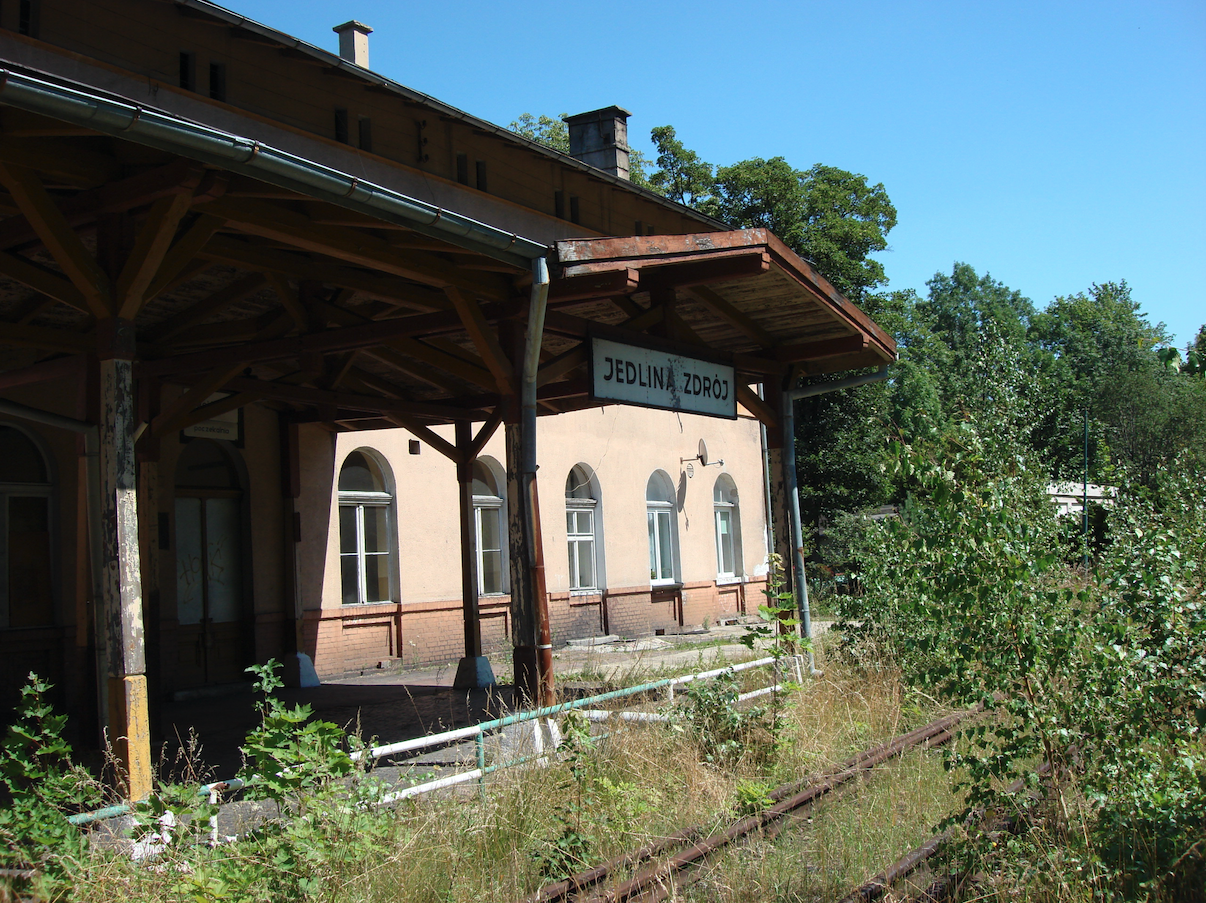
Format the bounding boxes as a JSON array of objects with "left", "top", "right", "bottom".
[
  {"left": 646, "top": 471, "right": 678, "bottom": 585},
  {"left": 337, "top": 450, "right": 394, "bottom": 605},
  {"left": 565, "top": 465, "right": 598, "bottom": 591},
  {"left": 713, "top": 475, "right": 742, "bottom": 580},
  {"left": 472, "top": 459, "right": 506, "bottom": 595},
  {"left": 0, "top": 425, "right": 54, "bottom": 628}
]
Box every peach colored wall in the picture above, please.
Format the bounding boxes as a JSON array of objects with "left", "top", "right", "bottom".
[{"left": 301, "top": 405, "right": 770, "bottom": 675}]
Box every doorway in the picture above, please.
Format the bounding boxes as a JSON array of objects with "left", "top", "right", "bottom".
[{"left": 174, "top": 440, "right": 251, "bottom": 688}]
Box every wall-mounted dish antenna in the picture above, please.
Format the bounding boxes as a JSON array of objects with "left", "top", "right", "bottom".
[{"left": 681, "top": 439, "right": 723, "bottom": 471}]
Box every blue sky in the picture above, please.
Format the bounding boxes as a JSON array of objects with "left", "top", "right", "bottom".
[{"left": 228, "top": 0, "right": 1203, "bottom": 350}]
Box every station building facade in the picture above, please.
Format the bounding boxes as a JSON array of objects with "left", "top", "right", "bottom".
[{"left": 0, "top": 0, "right": 895, "bottom": 796}]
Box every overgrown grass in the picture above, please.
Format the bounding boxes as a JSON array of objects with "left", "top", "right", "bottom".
[{"left": 20, "top": 636, "right": 962, "bottom": 903}]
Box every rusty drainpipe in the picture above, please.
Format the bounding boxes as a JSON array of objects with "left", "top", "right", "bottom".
[{"left": 522, "top": 256, "right": 554, "bottom": 705}]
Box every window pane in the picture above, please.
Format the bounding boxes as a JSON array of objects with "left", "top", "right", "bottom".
[
  {"left": 717, "top": 510, "right": 734, "bottom": 575},
  {"left": 363, "top": 506, "right": 389, "bottom": 554},
  {"left": 481, "top": 549, "right": 502, "bottom": 594},
  {"left": 364, "top": 552, "right": 389, "bottom": 602},
  {"left": 657, "top": 511, "right": 673, "bottom": 580},
  {"left": 175, "top": 497, "right": 204, "bottom": 625},
  {"left": 7, "top": 496, "right": 52, "bottom": 628},
  {"left": 339, "top": 505, "right": 359, "bottom": 554},
  {"left": 576, "top": 539, "right": 595, "bottom": 589},
  {"left": 479, "top": 507, "right": 501, "bottom": 552},
  {"left": 567, "top": 540, "right": 578, "bottom": 587},
  {"left": 647, "top": 511, "right": 657, "bottom": 578},
  {"left": 340, "top": 553, "right": 360, "bottom": 605},
  {"left": 577, "top": 511, "right": 593, "bottom": 535},
  {"left": 205, "top": 498, "right": 242, "bottom": 623},
  {"left": 0, "top": 427, "right": 47, "bottom": 483}
]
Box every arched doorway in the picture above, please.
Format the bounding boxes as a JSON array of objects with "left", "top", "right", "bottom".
[{"left": 174, "top": 440, "right": 251, "bottom": 688}]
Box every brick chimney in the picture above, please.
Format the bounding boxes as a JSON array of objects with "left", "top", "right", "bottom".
[
  {"left": 333, "top": 21, "right": 373, "bottom": 68},
  {"left": 566, "top": 106, "right": 631, "bottom": 180}
]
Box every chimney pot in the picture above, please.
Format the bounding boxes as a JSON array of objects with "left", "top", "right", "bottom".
[
  {"left": 566, "top": 106, "right": 632, "bottom": 180},
  {"left": 333, "top": 20, "right": 373, "bottom": 68}
]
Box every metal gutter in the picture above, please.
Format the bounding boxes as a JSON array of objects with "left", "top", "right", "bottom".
[
  {"left": 166, "top": 0, "right": 727, "bottom": 231},
  {"left": 0, "top": 65, "right": 550, "bottom": 268}
]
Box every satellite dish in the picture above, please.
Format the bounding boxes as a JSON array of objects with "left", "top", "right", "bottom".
[{"left": 697, "top": 439, "right": 709, "bottom": 467}]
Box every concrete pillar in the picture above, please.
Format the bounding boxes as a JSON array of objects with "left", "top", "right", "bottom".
[
  {"left": 96, "top": 318, "right": 151, "bottom": 801},
  {"left": 453, "top": 421, "right": 494, "bottom": 689}
]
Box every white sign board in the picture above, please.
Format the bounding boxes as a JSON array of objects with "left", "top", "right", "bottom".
[
  {"left": 589, "top": 336, "right": 737, "bottom": 419},
  {"left": 182, "top": 393, "right": 241, "bottom": 442}
]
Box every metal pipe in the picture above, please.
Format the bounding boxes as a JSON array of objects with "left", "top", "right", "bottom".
[
  {"left": 0, "top": 67, "right": 548, "bottom": 268},
  {"left": 779, "top": 391, "right": 817, "bottom": 674},
  {"left": 520, "top": 257, "right": 554, "bottom": 706},
  {"left": 787, "top": 365, "right": 889, "bottom": 401}
]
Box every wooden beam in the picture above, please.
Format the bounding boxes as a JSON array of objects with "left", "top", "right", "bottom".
[
  {"left": 164, "top": 390, "right": 261, "bottom": 434},
  {"left": 220, "top": 375, "right": 476, "bottom": 421},
  {"left": 774, "top": 333, "right": 868, "bottom": 363},
  {"left": 1, "top": 322, "right": 94, "bottom": 353},
  {"left": 356, "top": 349, "right": 461, "bottom": 395},
  {"left": 536, "top": 344, "right": 586, "bottom": 387},
  {"left": 609, "top": 294, "right": 645, "bottom": 318},
  {"left": 0, "top": 354, "right": 84, "bottom": 390},
  {"left": 0, "top": 159, "right": 206, "bottom": 251},
  {"left": 116, "top": 192, "right": 196, "bottom": 319},
  {"left": 141, "top": 214, "right": 225, "bottom": 301},
  {"left": 193, "top": 197, "right": 511, "bottom": 300},
  {"left": 310, "top": 300, "right": 492, "bottom": 392},
  {"left": 198, "top": 236, "right": 452, "bottom": 310},
  {"left": 444, "top": 285, "right": 514, "bottom": 395},
  {"left": 687, "top": 285, "right": 777, "bottom": 348},
  {"left": 548, "top": 268, "right": 639, "bottom": 304},
  {"left": 736, "top": 384, "right": 777, "bottom": 428},
  {"left": 0, "top": 249, "right": 91, "bottom": 314},
  {"left": 0, "top": 163, "right": 110, "bottom": 316},
  {"left": 467, "top": 406, "right": 503, "bottom": 459},
  {"left": 150, "top": 363, "right": 247, "bottom": 437},
  {"left": 383, "top": 413, "right": 460, "bottom": 462},
  {"left": 265, "top": 272, "right": 310, "bottom": 332},
  {"left": 145, "top": 273, "right": 268, "bottom": 342},
  {"left": 0, "top": 136, "right": 120, "bottom": 187}
]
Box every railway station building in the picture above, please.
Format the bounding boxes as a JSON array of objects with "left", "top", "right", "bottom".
[{"left": 0, "top": 0, "right": 896, "bottom": 798}]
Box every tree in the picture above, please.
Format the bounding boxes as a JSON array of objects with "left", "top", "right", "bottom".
[{"left": 647, "top": 125, "right": 714, "bottom": 207}]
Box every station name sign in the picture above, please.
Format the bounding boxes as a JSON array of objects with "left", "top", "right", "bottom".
[{"left": 589, "top": 336, "right": 737, "bottom": 419}]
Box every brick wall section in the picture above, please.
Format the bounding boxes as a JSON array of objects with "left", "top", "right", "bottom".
[{"left": 308, "top": 578, "right": 769, "bottom": 676}]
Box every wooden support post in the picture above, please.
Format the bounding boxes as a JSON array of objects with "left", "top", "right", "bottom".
[
  {"left": 96, "top": 318, "right": 151, "bottom": 801},
  {"left": 453, "top": 421, "right": 495, "bottom": 689},
  {"left": 505, "top": 421, "right": 539, "bottom": 703}
]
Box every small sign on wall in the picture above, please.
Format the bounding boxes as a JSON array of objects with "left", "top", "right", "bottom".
[
  {"left": 182, "top": 393, "right": 243, "bottom": 443},
  {"left": 589, "top": 336, "right": 737, "bottom": 419}
]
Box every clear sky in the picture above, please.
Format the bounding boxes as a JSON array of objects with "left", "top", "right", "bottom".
[{"left": 224, "top": 0, "right": 1203, "bottom": 351}]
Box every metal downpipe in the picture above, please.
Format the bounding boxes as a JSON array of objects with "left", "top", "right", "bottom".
[
  {"left": 521, "top": 257, "right": 553, "bottom": 705},
  {"left": 779, "top": 391, "right": 818, "bottom": 675}
]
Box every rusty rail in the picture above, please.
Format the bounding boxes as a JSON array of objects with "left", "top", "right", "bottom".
[{"left": 520, "top": 709, "right": 971, "bottom": 903}]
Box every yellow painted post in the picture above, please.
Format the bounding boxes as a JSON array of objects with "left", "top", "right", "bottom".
[{"left": 96, "top": 317, "right": 152, "bottom": 801}]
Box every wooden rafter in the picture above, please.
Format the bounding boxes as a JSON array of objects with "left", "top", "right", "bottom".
[
  {"left": 0, "top": 321, "right": 94, "bottom": 353},
  {"left": 536, "top": 344, "right": 586, "bottom": 387},
  {"left": 142, "top": 214, "right": 225, "bottom": 301},
  {"left": 193, "top": 197, "right": 512, "bottom": 300},
  {"left": 265, "top": 272, "right": 311, "bottom": 332},
  {"left": 687, "top": 285, "right": 777, "bottom": 349},
  {"left": 0, "top": 159, "right": 206, "bottom": 251},
  {"left": 0, "top": 163, "right": 109, "bottom": 316},
  {"left": 198, "top": 236, "right": 451, "bottom": 311},
  {"left": 150, "top": 363, "right": 247, "bottom": 437},
  {"left": 0, "top": 136, "right": 119, "bottom": 187},
  {"left": 116, "top": 192, "right": 196, "bottom": 319},
  {"left": 444, "top": 285, "right": 515, "bottom": 395},
  {"left": 0, "top": 249, "right": 91, "bottom": 314},
  {"left": 145, "top": 273, "right": 268, "bottom": 342},
  {"left": 219, "top": 375, "right": 475, "bottom": 421}
]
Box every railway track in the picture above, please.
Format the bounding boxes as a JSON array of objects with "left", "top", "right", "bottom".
[{"left": 520, "top": 708, "right": 972, "bottom": 903}]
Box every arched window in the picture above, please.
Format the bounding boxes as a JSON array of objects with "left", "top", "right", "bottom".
[
  {"left": 472, "top": 457, "right": 506, "bottom": 595},
  {"left": 646, "top": 471, "right": 678, "bottom": 585},
  {"left": 0, "top": 424, "right": 54, "bottom": 628},
  {"left": 566, "top": 464, "right": 599, "bottom": 592},
  {"left": 713, "top": 475, "right": 743, "bottom": 580},
  {"left": 338, "top": 449, "right": 394, "bottom": 605}
]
